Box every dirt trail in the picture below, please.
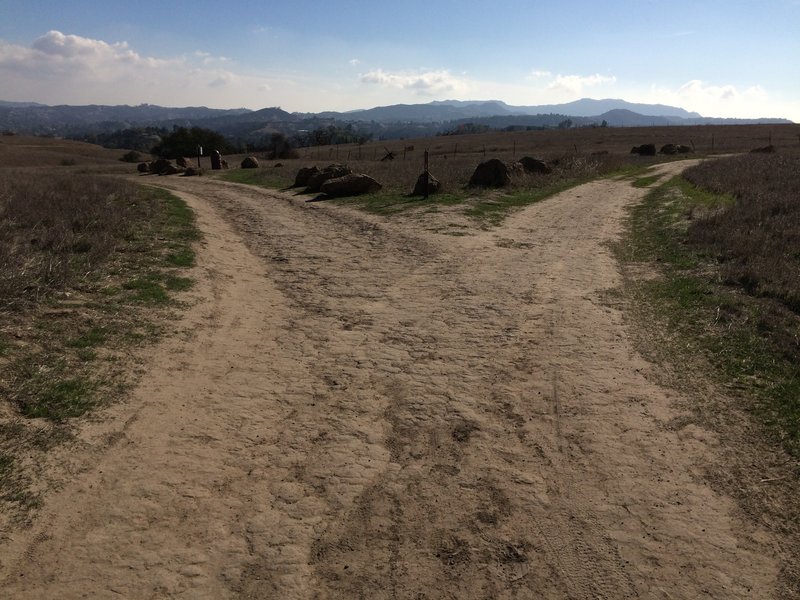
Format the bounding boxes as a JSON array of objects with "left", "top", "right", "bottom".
[{"left": 0, "top": 162, "right": 787, "bottom": 598}]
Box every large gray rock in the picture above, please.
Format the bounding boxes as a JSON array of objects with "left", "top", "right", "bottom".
[
  {"left": 320, "top": 173, "right": 382, "bottom": 197},
  {"left": 306, "top": 164, "right": 352, "bottom": 193},
  {"left": 630, "top": 144, "right": 657, "bottom": 156},
  {"left": 159, "top": 163, "right": 183, "bottom": 176},
  {"left": 469, "top": 158, "right": 511, "bottom": 187},
  {"left": 137, "top": 162, "right": 150, "bottom": 173},
  {"left": 517, "top": 156, "right": 551, "bottom": 174},
  {"left": 149, "top": 158, "right": 174, "bottom": 175},
  {"left": 241, "top": 156, "right": 259, "bottom": 168},
  {"left": 293, "top": 166, "right": 321, "bottom": 187},
  {"left": 412, "top": 172, "right": 441, "bottom": 196}
]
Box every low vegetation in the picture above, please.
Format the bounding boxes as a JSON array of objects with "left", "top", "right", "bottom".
[
  {"left": 0, "top": 170, "right": 199, "bottom": 522},
  {"left": 619, "top": 153, "right": 800, "bottom": 458},
  {"left": 224, "top": 149, "right": 632, "bottom": 225}
]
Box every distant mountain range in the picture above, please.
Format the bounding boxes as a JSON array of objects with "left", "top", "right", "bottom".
[
  {"left": 313, "top": 98, "right": 708, "bottom": 123},
  {"left": 0, "top": 98, "right": 792, "bottom": 145}
]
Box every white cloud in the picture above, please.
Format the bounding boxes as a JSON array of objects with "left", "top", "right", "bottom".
[
  {"left": 645, "top": 79, "right": 772, "bottom": 118},
  {"left": 349, "top": 58, "right": 360, "bottom": 66},
  {"left": 527, "top": 70, "right": 552, "bottom": 80},
  {"left": 360, "top": 68, "right": 472, "bottom": 95},
  {"left": 0, "top": 31, "right": 280, "bottom": 108},
  {"left": 547, "top": 73, "right": 617, "bottom": 95}
]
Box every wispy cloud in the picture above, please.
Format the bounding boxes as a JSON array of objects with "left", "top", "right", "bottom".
[
  {"left": 360, "top": 68, "right": 471, "bottom": 95},
  {"left": 525, "top": 70, "right": 617, "bottom": 96},
  {"left": 0, "top": 31, "right": 278, "bottom": 107},
  {"left": 646, "top": 79, "right": 770, "bottom": 117}
]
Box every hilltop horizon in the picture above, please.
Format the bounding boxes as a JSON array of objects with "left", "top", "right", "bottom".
[{"left": 2, "top": 96, "right": 795, "bottom": 122}]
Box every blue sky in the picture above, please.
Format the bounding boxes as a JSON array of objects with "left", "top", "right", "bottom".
[{"left": 1, "top": 0, "right": 798, "bottom": 120}]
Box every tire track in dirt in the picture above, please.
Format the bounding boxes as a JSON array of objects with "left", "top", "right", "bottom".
[{"left": 0, "top": 164, "right": 787, "bottom": 598}]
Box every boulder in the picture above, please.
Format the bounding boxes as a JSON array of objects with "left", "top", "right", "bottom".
[
  {"left": 176, "top": 156, "right": 190, "bottom": 168},
  {"left": 137, "top": 162, "right": 150, "bottom": 173},
  {"left": 241, "top": 156, "right": 259, "bottom": 168},
  {"left": 517, "top": 156, "right": 551, "bottom": 174},
  {"left": 159, "top": 164, "right": 183, "bottom": 176},
  {"left": 320, "top": 173, "right": 382, "bottom": 198},
  {"left": 412, "top": 172, "right": 441, "bottom": 196},
  {"left": 183, "top": 167, "right": 201, "bottom": 177},
  {"left": 469, "top": 158, "right": 511, "bottom": 187},
  {"left": 630, "top": 144, "right": 657, "bottom": 156},
  {"left": 149, "top": 158, "right": 174, "bottom": 175},
  {"left": 210, "top": 150, "right": 222, "bottom": 170},
  {"left": 306, "top": 164, "right": 352, "bottom": 193},
  {"left": 294, "top": 166, "right": 321, "bottom": 187},
  {"left": 660, "top": 144, "right": 693, "bottom": 155}
]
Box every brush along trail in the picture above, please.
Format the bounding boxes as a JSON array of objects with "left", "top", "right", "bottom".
[{"left": 0, "top": 161, "right": 786, "bottom": 599}]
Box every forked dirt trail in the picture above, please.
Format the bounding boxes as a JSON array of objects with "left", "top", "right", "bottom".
[{"left": 0, "top": 161, "right": 787, "bottom": 598}]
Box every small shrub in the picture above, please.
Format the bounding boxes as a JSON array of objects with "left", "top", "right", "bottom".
[{"left": 120, "top": 150, "right": 143, "bottom": 163}]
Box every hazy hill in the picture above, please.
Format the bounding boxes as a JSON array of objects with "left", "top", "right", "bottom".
[{"left": 0, "top": 98, "right": 792, "bottom": 143}]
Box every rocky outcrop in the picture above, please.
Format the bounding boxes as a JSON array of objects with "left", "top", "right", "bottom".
[
  {"left": 306, "top": 164, "right": 352, "bottom": 193},
  {"left": 320, "top": 173, "right": 382, "bottom": 197},
  {"left": 149, "top": 158, "right": 175, "bottom": 175},
  {"left": 293, "top": 166, "right": 321, "bottom": 188},
  {"left": 516, "top": 156, "right": 551, "bottom": 174},
  {"left": 412, "top": 172, "right": 441, "bottom": 196},
  {"left": 660, "top": 144, "right": 693, "bottom": 155},
  {"left": 469, "top": 158, "right": 512, "bottom": 187},
  {"left": 630, "top": 144, "right": 657, "bottom": 156}
]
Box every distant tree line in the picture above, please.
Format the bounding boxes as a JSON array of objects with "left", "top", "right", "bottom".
[{"left": 151, "top": 126, "right": 237, "bottom": 158}]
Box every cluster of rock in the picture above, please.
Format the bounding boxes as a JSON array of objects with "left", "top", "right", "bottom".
[
  {"left": 468, "top": 156, "right": 551, "bottom": 188},
  {"left": 137, "top": 158, "right": 201, "bottom": 176},
  {"left": 631, "top": 144, "right": 694, "bottom": 156},
  {"left": 292, "top": 164, "right": 382, "bottom": 197},
  {"left": 659, "top": 144, "right": 693, "bottom": 155}
]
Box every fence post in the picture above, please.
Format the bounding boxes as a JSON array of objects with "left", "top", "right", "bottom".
[{"left": 424, "top": 150, "right": 429, "bottom": 200}]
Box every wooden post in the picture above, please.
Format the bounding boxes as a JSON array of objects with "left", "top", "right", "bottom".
[{"left": 424, "top": 150, "right": 429, "bottom": 200}]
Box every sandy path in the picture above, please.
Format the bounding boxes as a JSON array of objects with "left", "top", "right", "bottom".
[{"left": 0, "top": 162, "right": 786, "bottom": 598}]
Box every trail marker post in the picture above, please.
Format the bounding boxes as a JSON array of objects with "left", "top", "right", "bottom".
[{"left": 424, "top": 150, "right": 429, "bottom": 200}]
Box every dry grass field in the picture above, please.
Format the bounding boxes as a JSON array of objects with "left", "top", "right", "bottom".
[{"left": 223, "top": 123, "right": 800, "bottom": 191}]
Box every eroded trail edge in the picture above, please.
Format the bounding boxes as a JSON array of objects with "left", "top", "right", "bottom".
[{"left": 0, "top": 163, "right": 784, "bottom": 599}]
